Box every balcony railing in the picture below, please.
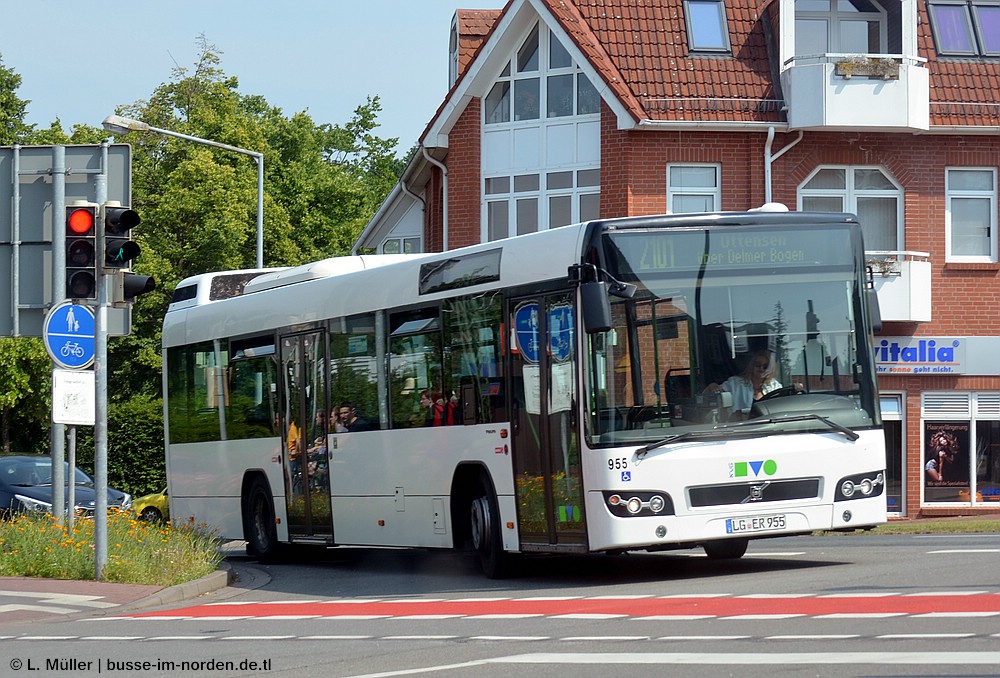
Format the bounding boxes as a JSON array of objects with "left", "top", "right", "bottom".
[
  {"left": 781, "top": 54, "right": 929, "bottom": 132},
  {"left": 865, "top": 250, "right": 931, "bottom": 323}
]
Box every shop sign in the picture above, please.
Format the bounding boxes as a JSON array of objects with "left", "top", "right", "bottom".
[{"left": 873, "top": 336, "right": 1000, "bottom": 376}]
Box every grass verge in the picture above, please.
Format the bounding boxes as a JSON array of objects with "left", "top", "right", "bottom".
[
  {"left": 822, "top": 518, "right": 1000, "bottom": 536},
  {"left": 0, "top": 511, "right": 223, "bottom": 586}
]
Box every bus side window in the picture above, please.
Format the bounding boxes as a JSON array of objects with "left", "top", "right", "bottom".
[
  {"left": 329, "top": 313, "right": 379, "bottom": 430},
  {"left": 443, "top": 293, "right": 504, "bottom": 424},
  {"left": 227, "top": 358, "right": 278, "bottom": 439},
  {"left": 167, "top": 342, "right": 226, "bottom": 444},
  {"left": 389, "top": 307, "right": 443, "bottom": 429}
]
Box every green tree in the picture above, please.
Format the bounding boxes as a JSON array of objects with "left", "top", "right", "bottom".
[
  {"left": 0, "top": 338, "right": 51, "bottom": 455},
  {"left": 1, "top": 39, "right": 404, "bottom": 495},
  {"left": 0, "top": 54, "right": 33, "bottom": 144}
]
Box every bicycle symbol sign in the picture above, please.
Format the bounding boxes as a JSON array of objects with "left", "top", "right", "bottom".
[{"left": 43, "top": 302, "right": 96, "bottom": 370}]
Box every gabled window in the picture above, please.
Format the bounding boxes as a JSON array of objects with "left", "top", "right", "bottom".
[
  {"left": 484, "top": 26, "right": 601, "bottom": 126},
  {"left": 684, "top": 0, "right": 732, "bottom": 52},
  {"left": 798, "top": 166, "right": 903, "bottom": 252},
  {"left": 927, "top": 1, "right": 1000, "bottom": 57}
]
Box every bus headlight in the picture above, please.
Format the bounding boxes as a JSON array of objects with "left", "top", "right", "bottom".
[
  {"left": 603, "top": 491, "right": 675, "bottom": 517},
  {"left": 835, "top": 471, "right": 885, "bottom": 501}
]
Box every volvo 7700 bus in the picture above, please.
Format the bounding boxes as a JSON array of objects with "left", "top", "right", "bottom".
[{"left": 162, "top": 210, "right": 885, "bottom": 577}]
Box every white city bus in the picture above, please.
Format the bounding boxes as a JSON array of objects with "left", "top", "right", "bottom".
[{"left": 162, "top": 210, "right": 886, "bottom": 577}]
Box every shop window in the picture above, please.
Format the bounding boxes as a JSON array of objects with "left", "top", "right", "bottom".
[
  {"left": 922, "top": 392, "right": 1000, "bottom": 505},
  {"left": 880, "top": 394, "right": 904, "bottom": 514}
]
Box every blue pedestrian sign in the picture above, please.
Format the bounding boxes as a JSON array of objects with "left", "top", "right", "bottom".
[{"left": 43, "top": 301, "right": 95, "bottom": 370}]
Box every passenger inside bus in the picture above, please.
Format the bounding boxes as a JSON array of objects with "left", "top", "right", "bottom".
[
  {"left": 286, "top": 419, "right": 301, "bottom": 459},
  {"left": 337, "top": 402, "right": 374, "bottom": 432},
  {"left": 419, "top": 390, "right": 458, "bottom": 426}
]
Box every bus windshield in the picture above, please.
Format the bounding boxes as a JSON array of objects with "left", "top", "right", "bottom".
[{"left": 587, "top": 223, "right": 879, "bottom": 446}]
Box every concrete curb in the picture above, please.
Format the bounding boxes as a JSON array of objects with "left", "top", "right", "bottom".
[{"left": 119, "top": 562, "right": 233, "bottom": 613}]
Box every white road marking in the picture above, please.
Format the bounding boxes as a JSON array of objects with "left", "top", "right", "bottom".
[{"left": 339, "top": 651, "right": 1000, "bottom": 676}]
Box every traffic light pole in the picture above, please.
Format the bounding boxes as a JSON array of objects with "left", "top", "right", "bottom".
[
  {"left": 50, "top": 148, "right": 67, "bottom": 520},
  {"left": 93, "top": 143, "right": 109, "bottom": 579},
  {"left": 93, "top": 266, "right": 109, "bottom": 579}
]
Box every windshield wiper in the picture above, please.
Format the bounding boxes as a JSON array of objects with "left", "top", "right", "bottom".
[
  {"left": 732, "top": 413, "right": 860, "bottom": 440},
  {"left": 637, "top": 413, "right": 859, "bottom": 458},
  {"left": 637, "top": 430, "right": 706, "bottom": 458}
]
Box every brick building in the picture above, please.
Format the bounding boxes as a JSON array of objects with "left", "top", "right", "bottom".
[{"left": 355, "top": 0, "right": 1000, "bottom": 518}]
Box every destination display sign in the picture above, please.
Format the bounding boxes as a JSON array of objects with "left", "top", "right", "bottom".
[{"left": 605, "top": 226, "right": 856, "bottom": 275}]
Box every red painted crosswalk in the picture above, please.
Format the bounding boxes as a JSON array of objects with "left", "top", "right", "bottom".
[{"left": 123, "top": 593, "right": 1000, "bottom": 620}]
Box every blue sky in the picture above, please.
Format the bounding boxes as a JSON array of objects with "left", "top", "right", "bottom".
[{"left": 3, "top": 0, "right": 502, "bottom": 154}]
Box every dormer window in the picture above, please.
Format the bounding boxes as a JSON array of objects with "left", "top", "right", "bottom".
[
  {"left": 927, "top": 0, "right": 1000, "bottom": 57},
  {"left": 449, "top": 21, "right": 459, "bottom": 88},
  {"left": 795, "top": 0, "right": 888, "bottom": 55},
  {"left": 684, "top": 0, "right": 732, "bottom": 52}
]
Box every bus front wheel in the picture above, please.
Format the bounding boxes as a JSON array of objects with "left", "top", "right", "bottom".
[
  {"left": 703, "top": 538, "right": 749, "bottom": 559},
  {"left": 470, "top": 484, "right": 514, "bottom": 579},
  {"left": 246, "top": 478, "right": 280, "bottom": 563}
]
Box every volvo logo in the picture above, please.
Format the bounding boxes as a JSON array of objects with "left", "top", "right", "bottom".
[{"left": 743, "top": 481, "right": 771, "bottom": 503}]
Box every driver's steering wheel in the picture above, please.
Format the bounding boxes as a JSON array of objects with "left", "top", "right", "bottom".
[{"left": 758, "top": 385, "right": 800, "bottom": 401}]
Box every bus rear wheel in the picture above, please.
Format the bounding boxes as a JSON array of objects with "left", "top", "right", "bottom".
[
  {"left": 246, "top": 478, "right": 280, "bottom": 563},
  {"left": 470, "top": 483, "right": 514, "bottom": 579},
  {"left": 703, "top": 538, "right": 749, "bottom": 559}
]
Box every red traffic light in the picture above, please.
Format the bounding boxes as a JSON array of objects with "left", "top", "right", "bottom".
[{"left": 67, "top": 207, "right": 95, "bottom": 235}]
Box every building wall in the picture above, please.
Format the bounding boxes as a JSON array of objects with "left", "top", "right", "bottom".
[{"left": 445, "top": 99, "right": 482, "bottom": 251}]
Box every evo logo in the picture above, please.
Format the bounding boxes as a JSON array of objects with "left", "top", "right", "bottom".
[{"left": 730, "top": 459, "right": 778, "bottom": 478}]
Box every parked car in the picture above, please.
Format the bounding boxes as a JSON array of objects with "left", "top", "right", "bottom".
[
  {"left": 133, "top": 487, "right": 169, "bottom": 522},
  {"left": 0, "top": 455, "right": 132, "bottom": 517}
]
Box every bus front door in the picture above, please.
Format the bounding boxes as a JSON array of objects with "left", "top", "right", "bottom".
[
  {"left": 509, "top": 292, "right": 587, "bottom": 551},
  {"left": 280, "top": 331, "right": 333, "bottom": 542}
]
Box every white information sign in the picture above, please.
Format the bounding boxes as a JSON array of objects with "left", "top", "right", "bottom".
[{"left": 52, "top": 368, "right": 95, "bottom": 426}]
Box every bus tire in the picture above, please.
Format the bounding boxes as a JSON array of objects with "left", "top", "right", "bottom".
[
  {"left": 703, "top": 538, "right": 749, "bottom": 560},
  {"left": 470, "top": 481, "right": 514, "bottom": 579},
  {"left": 245, "top": 478, "right": 280, "bottom": 563}
]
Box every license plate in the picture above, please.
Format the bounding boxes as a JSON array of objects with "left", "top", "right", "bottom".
[{"left": 725, "top": 514, "right": 786, "bottom": 534}]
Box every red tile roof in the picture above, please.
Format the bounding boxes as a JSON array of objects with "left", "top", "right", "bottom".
[
  {"left": 456, "top": 10, "right": 503, "bottom": 79},
  {"left": 429, "top": 0, "right": 999, "bottom": 137},
  {"left": 543, "top": 0, "right": 782, "bottom": 123}
]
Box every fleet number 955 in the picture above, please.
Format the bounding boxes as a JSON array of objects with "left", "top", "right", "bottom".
[{"left": 608, "top": 457, "right": 628, "bottom": 470}]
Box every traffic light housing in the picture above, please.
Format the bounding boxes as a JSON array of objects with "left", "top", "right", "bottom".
[
  {"left": 65, "top": 203, "right": 98, "bottom": 299},
  {"left": 103, "top": 204, "right": 141, "bottom": 268},
  {"left": 112, "top": 272, "right": 157, "bottom": 304},
  {"left": 102, "top": 202, "right": 156, "bottom": 305}
]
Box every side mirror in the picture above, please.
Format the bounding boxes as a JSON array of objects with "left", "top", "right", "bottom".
[{"left": 581, "top": 281, "right": 612, "bottom": 334}]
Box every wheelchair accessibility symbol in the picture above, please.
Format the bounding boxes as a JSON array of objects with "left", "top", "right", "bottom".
[{"left": 621, "top": 471, "right": 631, "bottom": 482}]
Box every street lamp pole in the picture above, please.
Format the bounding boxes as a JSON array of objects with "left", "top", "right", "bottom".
[{"left": 102, "top": 115, "right": 264, "bottom": 268}]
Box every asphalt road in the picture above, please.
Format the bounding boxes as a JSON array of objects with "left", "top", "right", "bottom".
[{"left": 1, "top": 532, "right": 998, "bottom": 677}]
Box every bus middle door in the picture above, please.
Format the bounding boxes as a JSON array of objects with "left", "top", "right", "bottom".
[
  {"left": 280, "top": 331, "right": 333, "bottom": 542},
  {"left": 509, "top": 292, "right": 587, "bottom": 552}
]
